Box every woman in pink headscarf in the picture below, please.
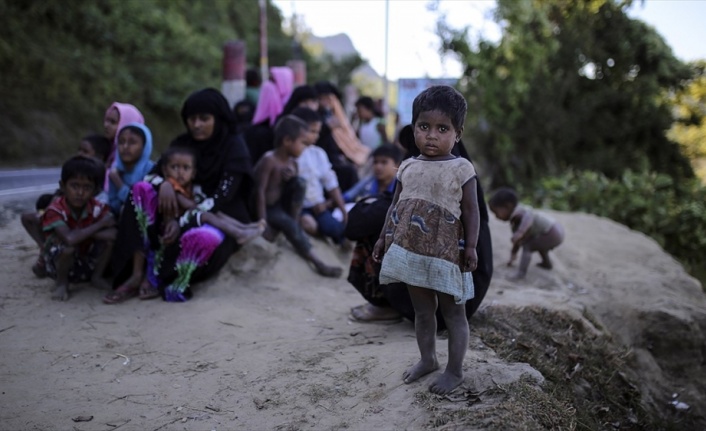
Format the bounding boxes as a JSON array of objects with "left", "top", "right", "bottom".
[
  {"left": 244, "top": 80, "right": 283, "bottom": 164},
  {"left": 242, "top": 67, "right": 295, "bottom": 165},
  {"left": 103, "top": 102, "right": 145, "bottom": 189},
  {"left": 270, "top": 66, "right": 294, "bottom": 106}
]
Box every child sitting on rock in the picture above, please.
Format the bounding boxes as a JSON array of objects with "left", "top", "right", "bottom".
[{"left": 488, "top": 187, "right": 564, "bottom": 279}]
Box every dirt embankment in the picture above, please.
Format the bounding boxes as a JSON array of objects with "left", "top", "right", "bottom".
[{"left": 0, "top": 207, "right": 704, "bottom": 430}]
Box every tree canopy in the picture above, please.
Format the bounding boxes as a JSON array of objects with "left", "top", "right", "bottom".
[
  {"left": 0, "top": 0, "right": 318, "bottom": 162},
  {"left": 439, "top": 0, "right": 695, "bottom": 187}
]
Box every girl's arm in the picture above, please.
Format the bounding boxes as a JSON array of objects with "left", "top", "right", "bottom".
[
  {"left": 460, "top": 177, "right": 480, "bottom": 271},
  {"left": 372, "top": 181, "right": 402, "bottom": 262}
]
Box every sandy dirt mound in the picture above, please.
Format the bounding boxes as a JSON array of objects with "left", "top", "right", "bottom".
[{"left": 0, "top": 208, "right": 704, "bottom": 430}]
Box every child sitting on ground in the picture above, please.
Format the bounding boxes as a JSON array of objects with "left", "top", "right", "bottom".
[
  {"left": 160, "top": 146, "right": 265, "bottom": 243},
  {"left": 254, "top": 115, "right": 343, "bottom": 277},
  {"left": 289, "top": 107, "right": 348, "bottom": 247},
  {"left": 343, "top": 143, "right": 402, "bottom": 203},
  {"left": 488, "top": 187, "right": 564, "bottom": 279},
  {"left": 23, "top": 134, "right": 112, "bottom": 278},
  {"left": 40, "top": 156, "right": 116, "bottom": 300},
  {"left": 108, "top": 123, "right": 154, "bottom": 217}
]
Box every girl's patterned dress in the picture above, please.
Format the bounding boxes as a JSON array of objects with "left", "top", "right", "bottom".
[
  {"left": 130, "top": 180, "right": 224, "bottom": 302},
  {"left": 379, "top": 157, "right": 476, "bottom": 304}
]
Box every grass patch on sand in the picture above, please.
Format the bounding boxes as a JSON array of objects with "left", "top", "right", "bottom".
[{"left": 411, "top": 305, "right": 699, "bottom": 430}]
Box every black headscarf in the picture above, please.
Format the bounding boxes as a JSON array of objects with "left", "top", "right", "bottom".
[
  {"left": 314, "top": 81, "right": 343, "bottom": 102},
  {"left": 172, "top": 88, "right": 251, "bottom": 195},
  {"left": 282, "top": 85, "right": 318, "bottom": 116}
]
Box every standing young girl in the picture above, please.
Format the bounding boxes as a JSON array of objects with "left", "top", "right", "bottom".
[
  {"left": 108, "top": 123, "right": 154, "bottom": 217},
  {"left": 373, "top": 85, "right": 480, "bottom": 395}
]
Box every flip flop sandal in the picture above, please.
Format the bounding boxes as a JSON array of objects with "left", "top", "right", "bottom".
[{"left": 103, "top": 286, "right": 139, "bottom": 304}]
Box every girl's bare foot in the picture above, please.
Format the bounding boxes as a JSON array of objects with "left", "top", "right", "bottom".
[
  {"left": 429, "top": 370, "right": 464, "bottom": 395},
  {"left": 403, "top": 359, "right": 439, "bottom": 384}
]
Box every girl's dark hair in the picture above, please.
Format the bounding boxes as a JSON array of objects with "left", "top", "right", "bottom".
[
  {"left": 411, "top": 85, "right": 467, "bottom": 131},
  {"left": 273, "top": 115, "right": 308, "bottom": 147},
  {"left": 159, "top": 145, "right": 197, "bottom": 167},
  {"left": 82, "top": 133, "right": 111, "bottom": 163},
  {"left": 118, "top": 125, "right": 146, "bottom": 144},
  {"left": 488, "top": 187, "right": 519, "bottom": 208},
  {"left": 290, "top": 107, "right": 322, "bottom": 125},
  {"left": 61, "top": 155, "right": 105, "bottom": 190},
  {"left": 355, "top": 96, "right": 382, "bottom": 117},
  {"left": 371, "top": 143, "right": 403, "bottom": 165}
]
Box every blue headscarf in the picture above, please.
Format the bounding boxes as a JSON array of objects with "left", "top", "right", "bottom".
[{"left": 109, "top": 122, "right": 154, "bottom": 216}]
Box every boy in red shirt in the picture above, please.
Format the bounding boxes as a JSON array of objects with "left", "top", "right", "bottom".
[{"left": 41, "top": 156, "right": 117, "bottom": 300}]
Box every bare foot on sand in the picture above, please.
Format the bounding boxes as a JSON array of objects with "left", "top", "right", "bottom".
[
  {"left": 262, "top": 225, "right": 279, "bottom": 243},
  {"left": 51, "top": 283, "right": 69, "bottom": 301},
  {"left": 234, "top": 223, "right": 266, "bottom": 245},
  {"left": 313, "top": 261, "right": 342, "bottom": 278},
  {"left": 103, "top": 274, "right": 141, "bottom": 304},
  {"left": 32, "top": 257, "right": 47, "bottom": 279},
  {"left": 429, "top": 371, "right": 464, "bottom": 395},
  {"left": 350, "top": 303, "right": 402, "bottom": 323},
  {"left": 537, "top": 260, "right": 553, "bottom": 270},
  {"left": 403, "top": 359, "right": 439, "bottom": 384}
]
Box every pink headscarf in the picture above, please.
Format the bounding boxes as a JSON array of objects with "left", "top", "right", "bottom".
[
  {"left": 270, "top": 66, "right": 294, "bottom": 106},
  {"left": 104, "top": 102, "right": 145, "bottom": 190},
  {"left": 251, "top": 81, "right": 283, "bottom": 127}
]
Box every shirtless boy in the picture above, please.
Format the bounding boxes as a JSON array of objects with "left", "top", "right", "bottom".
[{"left": 253, "top": 115, "right": 342, "bottom": 277}]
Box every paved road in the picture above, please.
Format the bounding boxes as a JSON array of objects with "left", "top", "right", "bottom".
[{"left": 0, "top": 167, "right": 60, "bottom": 204}]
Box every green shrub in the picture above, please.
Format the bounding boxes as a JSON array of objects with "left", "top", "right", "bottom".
[{"left": 526, "top": 169, "right": 706, "bottom": 281}]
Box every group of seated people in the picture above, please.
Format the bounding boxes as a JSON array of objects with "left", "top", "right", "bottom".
[{"left": 21, "top": 73, "right": 422, "bottom": 305}]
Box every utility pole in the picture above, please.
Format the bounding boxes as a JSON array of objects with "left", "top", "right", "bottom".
[
  {"left": 259, "top": 0, "right": 269, "bottom": 82},
  {"left": 383, "top": 0, "right": 390, "bottom": 115}
]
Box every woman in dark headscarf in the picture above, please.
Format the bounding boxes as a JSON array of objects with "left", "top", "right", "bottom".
[
  {"left": 348, "top": 124, "right": 493, "bottom": 328},
  {"left": 106, "top": 88, "right": 256, "bottom": 303}
]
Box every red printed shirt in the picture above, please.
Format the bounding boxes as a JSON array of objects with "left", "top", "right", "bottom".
[{"left": 42, "top": 196, "right": 110, "bottom": 252}]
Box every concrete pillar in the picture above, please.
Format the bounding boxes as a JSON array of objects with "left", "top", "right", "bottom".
[{"left": 222, "top": 40, "right": 246, "bottom": 109}]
